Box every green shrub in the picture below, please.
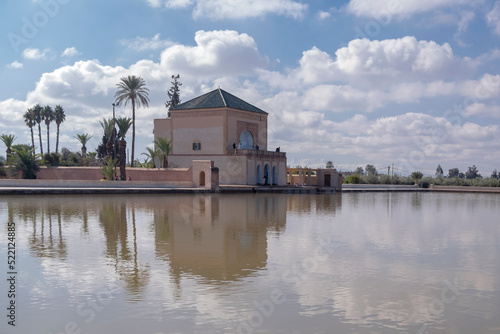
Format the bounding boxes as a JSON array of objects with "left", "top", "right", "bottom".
[
  {"left": 99, "top": 157, "right": 118, "bottom": 181},
  {"left": 43, "top": 152, "right": 60, "bottom": 166},
  {"left": 344, "top": 174, "right": 361, "bottom": 184},
  {"left": 11, "top": 147, "right": 41, "bottom": 179}
]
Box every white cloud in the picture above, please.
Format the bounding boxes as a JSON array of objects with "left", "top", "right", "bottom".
[
  {"left": 453, "top": 10, "right": 475, "bottom": 46},
  {"left": 193, "top": 0, "right": 307, "bottom": 20},
  {"left": 463, "top": 103, "right": 500, "bottom": 118},
  {"left": 120, "top": 34, "right": 174, "bottom": 52},
  {"left": 316, "top": 10, "right": 331, "bottom": 20},
  {"left": 61, "top": 47, "right": 81, "bottom": 58},
  {"left": 486, "top": 1, "right": 500, "bottom": 35},
  {"left": 6, "top": 61, "right": 23, "bottom": 69},
  {"left": 335, "top": 37, "right": 456, "bottom": 79},
  {"left": 165, "top": 0, "right": 193, "bottom": 8},
  {"left": 2, "top": 31, "right": 500, "bottom": 173},
  {"left": 264, "top": 36, "right": 472, "bottom": 95},
  {"left": 145, "top": 0, "right": 193, "bottom": 7},
  {"left": 144, "top": 0, "right": 307, "bottom": 19},
  {"left": 22, "top": 48, "right": 53, "bottom": 60},
  {"left": 144, "top": 0, "right": 162, "bottom": 7},
  {"left": 346, "top": 0, "right": 472, "bottom": 19},
  {"left": 159, "top": 30, "right": 267, "bottom": 76}
]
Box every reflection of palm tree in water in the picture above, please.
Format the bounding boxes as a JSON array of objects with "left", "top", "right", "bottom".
[
  {"left": 24, "top": 202, "right": 67, "bottom": 260},
  {"left": 99, "top": 200, "right": 150, "bottom": 299}
]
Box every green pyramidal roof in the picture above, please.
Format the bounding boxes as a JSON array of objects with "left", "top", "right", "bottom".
[{"left": 171, "top": 88, "right": 268, "bottom": 114}]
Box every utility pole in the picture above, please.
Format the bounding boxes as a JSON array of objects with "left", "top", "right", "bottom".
[{"left": 391, "top": 163, "right": 394, "bottom": 184}]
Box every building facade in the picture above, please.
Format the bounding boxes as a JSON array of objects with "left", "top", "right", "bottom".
[{"left": 154, "top": 88, "right": 287, "bottom": 186}]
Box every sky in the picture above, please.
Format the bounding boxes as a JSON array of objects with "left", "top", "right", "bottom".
[{"left": 1, "top": 0, "right": 500, "bottom": 176}]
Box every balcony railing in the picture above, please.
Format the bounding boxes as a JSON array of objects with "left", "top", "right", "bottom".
[{"left": 226, "top": 149, "right": 286, "bottom": 158}]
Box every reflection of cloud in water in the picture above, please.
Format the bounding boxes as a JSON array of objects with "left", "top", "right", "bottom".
[
  {"left": 269, "top": 192, "right": 500, "bottom": 332},
  {"left": 2, "top": 193, "right": 499, "bottom": 334}
]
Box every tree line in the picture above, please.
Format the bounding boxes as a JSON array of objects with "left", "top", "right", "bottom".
[
  {"left": 0, "top": 74, "right": 181, "bottom": 179},
  {"left": 341, "top": 163, "right": 500, "bottom": 187}
]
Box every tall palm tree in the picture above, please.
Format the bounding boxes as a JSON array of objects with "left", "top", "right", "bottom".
[
  {"left": 114, "top": 117, "right": 133, "bottom": 180},
  {"left": 53, "top": 105, "right": 66, "bottom": 154},
  {"left": 42, "top": 105, "right": 54, "bottom": 154},
  {"left": 23, "top": 108, "right": 36, "bottom": 153},
  {"left": 74, "top": 133, "right": 93, "bottom": 157},
  {"left": 114, "top": 75, "right": 150, "bottom": 168},
  {"left": 99, "top": 118, "right": 115, "bottom": 158},
  {"left": 0, "top": 134, "right": 16, "bottom": 161},
  {"left": 32, "top": 104, "right": 44, "bottom": 155},
  {"left": 155, "top": 136, "right": 172, "bottom": 168}
]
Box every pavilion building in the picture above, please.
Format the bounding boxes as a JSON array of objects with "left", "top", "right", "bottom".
[{"left": 153, "top": 88, "right": 287, "bottom": 186}]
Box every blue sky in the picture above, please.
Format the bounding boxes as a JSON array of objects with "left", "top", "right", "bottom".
[{"left": 1, "top": 0, "right": 500, "bottom": 176}]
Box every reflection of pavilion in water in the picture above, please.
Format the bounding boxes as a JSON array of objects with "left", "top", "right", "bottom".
[
  {"left": 154, "top": 194, "right": 287, "bottom": 283},
  {"left": 286, "top": 193, "right": 342, "bottom": 215}
]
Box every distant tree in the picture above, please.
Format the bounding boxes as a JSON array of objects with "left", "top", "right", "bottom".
[
  {"left": 32, "top": 104, "right": 44, "bottom": 155},
  {"left": 23, "top": 108, "right": 36, "bottom": 153},
  {"left": 0, "top": 134, "right": 16, "bottom": 161},
  {"left": 11, "top": 147, "right": 41, "bottom": 179},
  {"left": 155, "top": 136, "right": 172, "bottom": 168},
  {"left": 114, "top": 117, "right": 133, "bottom": 180},
  {"left": 12, "top": 144, "right": 32, "bottom": 152},
  {"left": 326, "top": 160, "right": 334, "bottom": 169},
  {"left": 365, "top": 164, "right": 377, "bottom": 175},
  {"left": 74, "top": 134, "right": 93, "bottom": 158},
  {"left": 142, "top": 147, "right": 159, "bottom": 168},
  {"left": 465, "top": 165, "right": 481, "bottom": 179},
  {"left": 100, "top": 118, "right": 116, "bottom": 158},
  {"left": 448, "top": 167, "right": 460, "bottom": 178},
  {"left": 53, "top": 105, "right": 66, "bottom": 154},
  {"left": 491, "top": 169, "right": 499, "bottom": 179},
  {"left": 435, "top": 164, "right": 444, "bottom": 178},
  {"left": 114, "top": 75, "right": 150, "bottom": 168},
  {"left": 354, "top": 166, "right": 364, "bottom": 175},
  {"left": 42, "top": 105, "right": 54, "bottom": 154},
  {"left": 165, "top": 74, "right": 182, "bottom": 113},
  {"left": 411, "top": 171, "right": 423, "bottom": 185},
  {"left": 0, "top": 159, "right": 5, "bottom": 177}
]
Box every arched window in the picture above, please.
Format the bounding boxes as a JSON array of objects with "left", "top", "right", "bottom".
[{"left": 239, "top": 130, "right": 254, "bottom": 149}]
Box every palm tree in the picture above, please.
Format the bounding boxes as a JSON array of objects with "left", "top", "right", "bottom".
[
  {"left": 42, "top": 105, "right": 54, "bottom": 154},
  {"left": 114, "top": 75, "right": 150, "bottom": 168},
  {"left": 99, "top": 118, "right": 115, "bottom": 158},
  {"left": 11, "top": 147, "right": 41, "bottom": 179},
  {"left": 53, "top": 105, "right": 66, "bottom": 154},
  {"left": 74, "top": 133, "right": 93, "bottom": 157},
  {"left": 114, "top": 117, "right": 133, "bottom": 180},
  {"left": 155, "top": 136, "right": 172, "bottom": 168},
  {"left": 32, "top": 104, "right": 44, "bottom": 155},
  {"left": 411, "top": 171, "right": 423, "bottom": 187},
  {"left": 23, "top": 108, "right": 36, "bottom": 153},
  {"left": 0, "top": 134, "right": 16, "bottom": 161},
  {"left": 142, "top": 147, "right": 159, "bottom": 168}
]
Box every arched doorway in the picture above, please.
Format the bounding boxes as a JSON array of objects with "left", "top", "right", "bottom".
[
  {"left": 239, "top": 130, "right": 254, "bottom": 149},
  {"left": 272, "top": 165, "right": 278, "bottom": 185},
  {"left": 256, "top": 164, "right": 262, "bottom": 185},
  {"left": 199, "top": 171, "right": 206, "bottom": 187},
  {"left": 264, "top": 164, "right": 270, "bottom": 185}
]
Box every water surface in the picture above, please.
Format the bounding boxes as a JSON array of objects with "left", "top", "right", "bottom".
[{"left": 0, "top": 192, "right": 499, "bottom": 333}]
